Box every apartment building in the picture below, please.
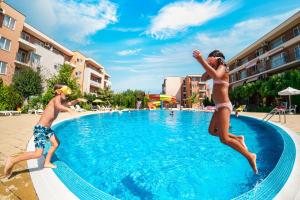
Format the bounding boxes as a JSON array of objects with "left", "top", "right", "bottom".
[
  {"left": 228, "top": 11, "right": 300, "bottom": 89},
  {"left": 182, "top": 75, "right": 208, "bottom": 108},
  {"left": 71, "top": 51, "right": 112, "bottom": 95},
  {"left": 0, "top": 0, "right": 25, "bottom": 85},
  {"left": 162, "top": 76, "right": 184, "bottom": 103},
  {"left": 0, "top": 1, "right": 111, "bottom": 94},
  {"left": 17, "top": 23, "right": 75, "bottom": 88},
  {"left": 162, "top": 74, "right": 209, "bottom": 108}
]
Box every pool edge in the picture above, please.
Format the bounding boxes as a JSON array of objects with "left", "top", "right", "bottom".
[{"left": 240, "top": 114, "right": 300, "bottom": 200}]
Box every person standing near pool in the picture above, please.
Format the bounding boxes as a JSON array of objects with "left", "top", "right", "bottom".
[
  {"left": 193, "top": 50, "right": 258, "bottom": 174},
  {"left": 3, "top": 84, "right": 86, "bottom": 177}
]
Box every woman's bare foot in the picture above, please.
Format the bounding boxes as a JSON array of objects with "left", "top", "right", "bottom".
[
  {"left": 248, "top": 153, "right": 258, "bottom": 174},
  {"left": 4, "top": 157, "right": 14, "bottom": 177},
  {"left": 44, "top": 163, "right": 57, "bottom": 169}
]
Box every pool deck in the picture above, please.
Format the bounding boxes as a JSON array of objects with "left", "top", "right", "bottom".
[{"left": 0, "top": 111, "right": 299, "bottom": 199}]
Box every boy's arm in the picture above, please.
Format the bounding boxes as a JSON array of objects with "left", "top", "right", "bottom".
[
  {"left": 65, "top": 98, "right": 87, "bottom": 106},
  {"left": 54, "top": 96, "right": 74, "bottom": 113},
  {"left": 193, "top": 50, "right": 226, "bottom": 80}
]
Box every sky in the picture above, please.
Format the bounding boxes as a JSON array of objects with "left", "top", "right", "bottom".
[{"left": 7, "top": 0, "right": 300, "bottom": 93}]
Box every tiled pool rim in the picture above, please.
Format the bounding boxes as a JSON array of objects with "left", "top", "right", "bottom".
[{"left": 26, "top": 112, "right": 300, "bottom": 200}]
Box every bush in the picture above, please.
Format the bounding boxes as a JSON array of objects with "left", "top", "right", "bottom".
[
  {"left": 0, "top": 85, "right": 23, "bottom": 111},
  {"left": 81, "top": 102, "right": 91, "bottom": 111},
  {"left": 12, "top": 68, "right": 42, "bottom": 99}
]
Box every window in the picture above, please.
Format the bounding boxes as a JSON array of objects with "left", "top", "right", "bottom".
[
  {"left": 270, "top": 37, "right": 284, "bottom": 49},
  {"left": 3, "top": 15, "right": 16, "bottom": 30},
  {"left": 295, "top": 45, "right": 300, "bottom": 60},
  {"left": 75, "top": 71, "right": 81, "bottom": 77},
  {"left": 293, "top": 26, "right": 300, "bottom": 37},
  {"left": 240, "top": 70, "right": 247, "bottom": 79},
  {"left": 21, "top": 32, "right": 30, "bottom": 41},
  {"left": 256, "top": 48, "right": 264, "bottom": 56},
  {"left": 240, "top": 57, "right": 248, "bottom": 65},
  {"left": 30, "top": 53, "right": 41, "bottom": 65},
  {"left": 271, "top": 52, "right": 286, "bottom": 68},
  {"left": 0, "top": 37, "right": 11, "bottom": 51},
  {"left": 0, "top": 61, "right": 7, "bottom": 74}
]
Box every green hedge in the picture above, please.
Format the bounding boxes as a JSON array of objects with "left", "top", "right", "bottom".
[{"left": 230, "top": 70, "right": 300, "bottom": 112}]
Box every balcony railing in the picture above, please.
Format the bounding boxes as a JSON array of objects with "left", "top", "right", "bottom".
[{"left": 90, "top": 80, "right": 101, "bottom": 88}]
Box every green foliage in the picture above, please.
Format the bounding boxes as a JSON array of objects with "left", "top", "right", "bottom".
[
  {"left": 43, "top": 64, "right": 81, "bottom": 106},
  {"left": 12, "top": 68, "right": 42, "bottom": 98},
  {"left": 0, "top": 85, "right": 23, "bottom": 111},
  {"left": 203, "top": 97, "right": 214, "bottom": 106},
  {"left": 230, "top": 70, "right": 300, "bottom": 112},
  {"left": 112, "top": 89, "right": 146, "bottom": 108},
  {"left": 97, "top": 87, "right": 114, "bottom": 106},
  {"left": 83, "top": 93, "right": 97, "bottom": 103},
  {"left": 81, "top": 102, "right": 92, "bottom": 110},
  {"left": 187, "top": 93, "right": 199, "bottom": 104}
]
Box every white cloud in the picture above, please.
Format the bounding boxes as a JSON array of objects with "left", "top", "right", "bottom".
[
  {"left": 146, "top": 0, "right": 235, "bottom": 39},
  {"left": 195, "top": 9, "right": 299, "bottom": 59},
  {"left": 117, "top": 48, "right": 142, "bottom": 56},
  {"left": 13, "top": 0, "right": 118, "bottom": 43},
  {"left": 110, "top": 27, "right": 144, "bottom": 32},
  {"left": 53, "top": 0, "right": 118, "bottom": 42}
]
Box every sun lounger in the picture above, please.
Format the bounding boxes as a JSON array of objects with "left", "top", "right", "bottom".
[
  {"left": 0, "top": 111, "right": 10, "bottom": 116},
  {"left": 289, "top": 105, "right": 297, "bottom": 114},
  {"left": 0, "top": 110, "right": 21, "bottom": 116},
  {"left": 75, "top": 105, "right": 86, "bottom": 112},
  {"left": 235, "top": 105, "right": 246, "bottom": 112}
]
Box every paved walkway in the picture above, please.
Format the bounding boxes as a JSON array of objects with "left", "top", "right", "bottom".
[{"left": 0, "top": 112, "right": 299, "bottom": 199}]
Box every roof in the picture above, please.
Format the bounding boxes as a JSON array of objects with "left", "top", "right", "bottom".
[{"left": 23, "top": 23, "right": 74, "bottom": 56}]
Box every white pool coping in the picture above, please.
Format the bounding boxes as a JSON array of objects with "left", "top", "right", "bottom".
[{"left": 27, "top": 111, "right": 300, "bottom": 200}]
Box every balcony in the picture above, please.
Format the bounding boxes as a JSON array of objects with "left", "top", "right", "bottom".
[
  {"left": 199, "top": 87, "right": 206, "bottom": 92},
  {"left": 270, "top": 53, "right": 287, "bottom": 69},
  {"left": 15, "top": 52, "right": 31, "bottom": 68},
  {"left": 104, "top": 79, "right": 111, "bottom": 86},
  {"left": 229, "top": 35, "right": 300, "bottom": 75},
  {"left": 90, "top": 80, "right": 101, "bottom": 88},
  {"left": 18, "top": 38, "right": 36, "bottom": 51}
]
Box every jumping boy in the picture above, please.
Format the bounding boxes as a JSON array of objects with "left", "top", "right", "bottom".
[{"left": 3, "top": 84, "right": 86, "bottom": 177}]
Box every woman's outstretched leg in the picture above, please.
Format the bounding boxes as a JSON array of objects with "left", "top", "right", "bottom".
[
  {"left": 209, "top": 111, "right": 247, "bottom": 149},
  {"left": 217, "top": 108, "right": 257, "bottom": 174}
]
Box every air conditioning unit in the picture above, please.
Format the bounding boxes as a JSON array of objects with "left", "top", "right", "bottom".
[
  {"left": 44, "top": 43, "right": 51, "bottom": 48},
  {"left": 0, "top": 8, "right": 5, "bottom": 15}
]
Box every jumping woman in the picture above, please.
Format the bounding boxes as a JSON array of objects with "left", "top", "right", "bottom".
[{"left": 193, "top": 49, "right": 257, "bottom": 174}]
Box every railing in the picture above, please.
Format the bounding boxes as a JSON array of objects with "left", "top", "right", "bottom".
[
  {"left": 16, "top": 52, "right": 29, "bottom": 64},
  {"left": 90, "top": 80, "right": 101, "bottom": 88}
]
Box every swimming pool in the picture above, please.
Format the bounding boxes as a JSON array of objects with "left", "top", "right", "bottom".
[{"left": 48, "top": 111, "right": 295, "bottom": 199}]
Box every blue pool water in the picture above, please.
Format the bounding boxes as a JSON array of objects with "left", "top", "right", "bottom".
[{"left": 52, "top": 111, "right": 284, "bottom": 199}]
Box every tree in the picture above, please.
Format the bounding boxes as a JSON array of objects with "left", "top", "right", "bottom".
[
  {"left": 111, "top": 89, "right": 146, "bottom": 108},
  {"left": 43, "top": 64, "right": 81, "bottom": 105},
  {"left": 97, "top": 87, "right": 114, "bottom": 106},
  {"left": 12, "top": 68, "right": 42, "bottom": 99}
]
